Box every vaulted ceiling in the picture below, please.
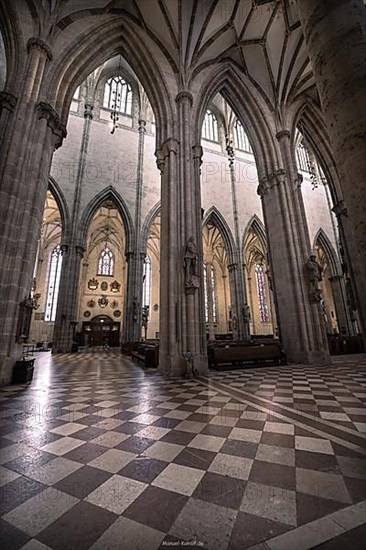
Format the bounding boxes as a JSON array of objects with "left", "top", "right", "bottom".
[{"left": 15, "top": 0, "right": 316, "bottom": 111}]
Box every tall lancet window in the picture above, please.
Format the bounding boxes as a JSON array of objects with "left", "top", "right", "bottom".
[
  {"left": 235, "top": 120, "right": 253, "bottom": 153},
  {"left": 45, "top": 244, "right": 63, "bottom": 322},
  {"left": 103, "top": 76, "right": 132, "bottom": 114},
  {"left": 98, "top": 246, "right": 114, "bottom": 276},
  {"left": 202, "top": 110, "right": 219, "bottom": 142},
  {"left": 255, "top": 263, "right": 269, "bottom": 322},
  {"left": 204, "top": 263, "right": 217, "bottom": 323},
  {"left": 142, "top": 255, "right": 151, "bottom": 307}
]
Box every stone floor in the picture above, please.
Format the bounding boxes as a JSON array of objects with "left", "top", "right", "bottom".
[{"left": 0, "top": 352, "right": 365, "bottom": 550}]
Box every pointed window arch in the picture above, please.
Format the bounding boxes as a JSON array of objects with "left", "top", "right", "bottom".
[
  {"left": 45, "top": 245, "right": 63, "bottom": 322},
  {"left": 202, "top": 110, "right": 219, "bottom": 142},
  {"left": 255, "top": 263, "right": 269, "bottom": 322},
  {"left": 142, "top": 255, "right": 152, "bottom": 307},
  {"left": 98, "top": 246, "right": 114, "bottom": 276},
  {"left": 235, "top": 120, "right": 252, "bottom": 153},
  {"left": 103, "top": 76, "right": 132, "bottom": 115},
  {"left": 296, "top": 142, "right": 311, "bottom": 173}
]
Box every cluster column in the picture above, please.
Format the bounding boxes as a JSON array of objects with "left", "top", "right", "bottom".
[
  {"left": 0, "top": 38, "right": 66, "bottom": 383},
  {"left": 296, "top": 0, "right": 366, "bottom": 342},
  {"left": 52, "top": 100, "right": 94, "bottom": 352},
  {"left": 258, "top": 143, "right": 330, "bottom": 363}
]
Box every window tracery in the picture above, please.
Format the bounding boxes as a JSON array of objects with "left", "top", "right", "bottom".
[
  {"left": 45, "top": 244, "right": 62, "bottom": 322},
  {"left": 103, "top": 76, "right": 132, "bottom": 115},
  {"left": 202, "top": 110, "right": 219, "bottom": 142},
  {"left": 98, "top": 246, "right": 114, "bottom": 276}
]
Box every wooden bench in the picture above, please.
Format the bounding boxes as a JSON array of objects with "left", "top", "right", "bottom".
[
  {"left": 131, "top": 344, "right": 159, "bottom": 368},
  {"left": 210, "top": 342, "right": 285, "bottom": 369}
]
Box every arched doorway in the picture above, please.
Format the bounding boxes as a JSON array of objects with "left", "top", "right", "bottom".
[{"left": 81, "top": 315, "right": 120, "bottom": 348}]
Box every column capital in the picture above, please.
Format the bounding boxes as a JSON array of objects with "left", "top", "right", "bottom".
[
  {"left": 155, "top": 138, "right": 179, "bottom": 172},
  {"left": 332, "top": 199, "right": 348, "bottom": 218},
  {"left": 27, "top": 37, "right": 52, "bottom": 61},
  {"left": 276, "top": 129, "right": 291, "bottom": 141},
  {"left": 36, "top": 102, "right": 67, "bottom": 149},
  {"left": 192, "top": 145, "right": 203, "bottom": 163},
  {"left": 175, "top": 91, "right": 193, "bottom": 106},
  {"left": 0, "top": 91, "right": 17, "bottom": 113},
  {"left": 125, "top": 251, "right": 134, "bottom": 262},
  {"left": 75, "top": 245, "right": 85, "bottom": 258},
  {"left": 257, "top": 169, "right": 285, "bottom": 196},
  {"left": 84, "top": 102, "right": 93, "bottom": 119},
  {"left": 138, "top": 119, "right": 146, "bottom": 133},
  {"left": 60, "top": 244, "right": 69, "bottom": 255}
]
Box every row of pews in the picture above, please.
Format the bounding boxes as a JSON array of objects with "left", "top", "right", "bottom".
[
  {"left": 121, "top": 340, "right": 159, "bottom": 368},
  {"left": 208, "top": 338, "right": 286, "bottom": 369}
]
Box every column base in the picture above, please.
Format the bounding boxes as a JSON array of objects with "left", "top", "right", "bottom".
[
  {"left": 286, "top": 349, "right": 332, "bottom": 365},
  {"left": 0, "top": 348, "right": 23, "bottom": 386},
  {"left": 158, "top": 351, "right": 208, "bottom": 377}
]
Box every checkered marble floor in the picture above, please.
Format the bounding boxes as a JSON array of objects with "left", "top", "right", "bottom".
[{"left": 0, "top": 352, "right": 365, "bottom": 550}]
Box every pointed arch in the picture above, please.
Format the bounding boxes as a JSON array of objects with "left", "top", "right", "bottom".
[
  {"left": 141, "top": 202, "right": 161, "bottom": 254},
  {"left": 192, "top": 65, "right": 281, "bottom": 179},
  {"left": 313, "top": 228, "right": 341, "bottom": 277},
  {"left": 292, "top": 99, "right": 343, "bottom": 206},
  {"left": 43, "top": 15, "right": 176, "bottom": 146},
  {"left": 202, "top": 206, "right": 235, "bottom": 264},
  {"left": 242, "top": 215, "right": 267, "bottom": 254},
  {"left": 48, "top": 176, "right": 70, "bottom": 240},
  {"left": 79, "top": 186, "right": 134, "bottom": 253}
]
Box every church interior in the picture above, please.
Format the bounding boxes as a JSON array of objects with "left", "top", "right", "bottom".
[{"left": 0, "top": 1, "right": 365, "bottom": 549}]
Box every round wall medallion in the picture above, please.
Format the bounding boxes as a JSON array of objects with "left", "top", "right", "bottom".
[
  {"left": 111, "top": 300, "right": 118, "bottom": 309},
  {"left": 113, "top": 310, "right": 121, "bottom": 318},
  {"left": 84, "top": 310, "right": 91, "bottom": 318},
  {"left": 101, "top": 281, "right": 108, "bottom": 291},
  {"left": 98, "top": 296, "right": 109, "bottom": 308},
  {"left": 87, "top": 299, "right": 96, "bottom": 308}
]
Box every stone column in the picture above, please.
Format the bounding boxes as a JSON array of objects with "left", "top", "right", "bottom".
[
  {"left": 52, "top": 100, "right": 93, "bottom": 352},
  {"left": 156, "top": 93, "right": 207, "bottom": 377},
  {"left": 296, "top": 0, "right": 366, "bottom": 342},
  {"left": 123, "top": 119, "right": 147, "bottom": 343},
  {"left": 226, "top": 139, "right": 250, "bottom": 340},
  {"left": 0, "top": 38, "right": 66, "bottom": 383},
  {"left": 258, "top": 163, "right": 330, "bottom": 364},
  {"left": 205, "top": 263, "right": 215, "bottom": 340},
  {"left": 227, "top": 263, "right": 240, "bottom": 340},
  {"left": 328, "top": 275, "right": 354, "bottom": 336},
  {"left": 52, "top": 245, "right": 85, "bottom": 352}
]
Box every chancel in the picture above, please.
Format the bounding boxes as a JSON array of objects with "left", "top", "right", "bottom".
[{"left": 0, "top": 1, "right": 365, "bottom": 549}]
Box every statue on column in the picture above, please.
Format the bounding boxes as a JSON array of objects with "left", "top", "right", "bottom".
[
  {"left": 243, "top": 303, "right": 251, "bottom": 324},
  {"left": 306, "top": 254, "right": 323, "bottom": 302},
  {"left": 184, "top": 237, "right": 200, "bottom": 294}
]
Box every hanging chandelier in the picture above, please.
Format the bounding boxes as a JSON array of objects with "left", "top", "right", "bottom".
[{"left": 110, "top": 55, "right": 122, "bottom": 134}]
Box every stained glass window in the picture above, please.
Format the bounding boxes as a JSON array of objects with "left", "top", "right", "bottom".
[
  {"left": 103, "top": 76, "right": 132, "bottom": 115},
  {"left": 202, "top": 110, "right": 219, "bottom": 142},
  {"left": 142, "top": 255, "right": 151, "bottom": 308},
  {"left": 235, "top": 120, "right": 253, "bottom": 153},
  {"left": 255, "top": 263, "right": 269, "bottom": 322},
  {"left": 98, "top": 246, "right": 114, "bottom": 276},
  {"left": 45, "top": 244, "right": 62, "bottom": 322},
  {"left": 204, "top": 263, "right": 217, "bottom": 323}
]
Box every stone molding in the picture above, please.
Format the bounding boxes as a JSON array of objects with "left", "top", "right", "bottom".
[
  {"left": 60, "top": 244, "right": 69, "bottom": 255},
  {"left": 138, "top": 119, "right": 147, "bottom": 133},
  {"left": 176, "top": 91, "right": 193, "bottom": 106},
  {"left": 0, "top": 91, "right": 17, "bottom": 113},
  {"left": 27, "top": 37, "right": 53, "bottom": 61},
  {"left": 276, "top": 129, "right": 291, "bottom": 140},
  {"left": 36, "top": 102, "right": 67, "bottom": 149},
  {"left": 75, "top": 245, "right": 85, "bottom": 258}
]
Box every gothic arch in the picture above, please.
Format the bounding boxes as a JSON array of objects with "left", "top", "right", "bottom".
[
  {"left": 313, "top": 228, "right": 341, "bottom": 277},
  {"left": 242, "top": 215, "right": 267, "bottom": 254},
  {"left": 202, "top": 206, "right": 235, "bottom": 265},
  {"left": 292, "top": 99, "right": 343, "bottom": 206},
  {"left": 141, "top": 202, "right": 161, "bottom": 254},
  {"left": 48, "top": 176, "right": 70, "bottom": 240},
  {"left": 79, "top": 186, "right": 134, "bottom": 254},
  {"left": 192, "top": 65, "right": 281, "bottom": 178},
  {"left": 0, "top": 0, "right": 24, "bottom": 92},
  {"left": 42, "top": 17, "right": 176, "bottom": 146}
]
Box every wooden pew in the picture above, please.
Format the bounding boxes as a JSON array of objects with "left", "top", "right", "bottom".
[
  {"left": 210, "top": 341, "right": 285, "bottom": 369},
  {"left": 131, "top": 343, "right": 159, "bottom": 368}
]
